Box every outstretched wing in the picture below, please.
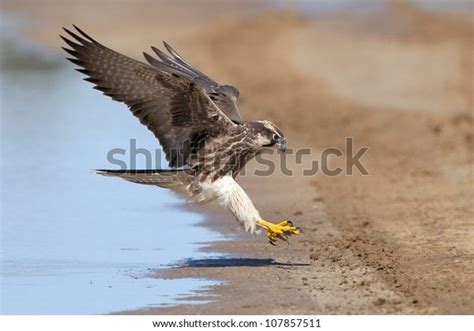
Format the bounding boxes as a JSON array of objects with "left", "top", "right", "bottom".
[
  {"left": 61, "top": 25, "right": 237, "bottom": 168},
  {"left": 143, "top": 42, "right": 243, "bottom": 124}
]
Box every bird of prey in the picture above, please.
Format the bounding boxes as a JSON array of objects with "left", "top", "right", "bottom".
[{"left": 61, "top": 26, "right": 300, "bottom": 244}]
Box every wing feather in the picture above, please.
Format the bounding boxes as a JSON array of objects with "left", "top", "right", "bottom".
[
  {"left": 61, "top": 26, "right": 235, "bottom": 168},
  {"left": 145, "top": 42, "right": 243, "bottom": 123}
]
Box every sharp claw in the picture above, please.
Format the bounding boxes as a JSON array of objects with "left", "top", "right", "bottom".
[
  {"left": 277, "top": 233, "right": 288, "bottom": 243},
  {"left": 258, "top": 219, "right": 300, "bottom": 244}
]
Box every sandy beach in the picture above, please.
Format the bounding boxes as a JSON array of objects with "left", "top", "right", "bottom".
[{"left": 3, "top": 0, "right": 472, "bottom": 314}]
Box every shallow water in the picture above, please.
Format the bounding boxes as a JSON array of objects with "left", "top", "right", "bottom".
[
  {"left": 0, "top": 58, "right": 223, "bottom": 314},
  {"left": 274, "top": 0, "right": 472, "bottom": 15}
]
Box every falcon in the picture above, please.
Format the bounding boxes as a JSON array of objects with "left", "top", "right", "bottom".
[{"left": 61, "top": 26, "right": 300, "bottom": 244}]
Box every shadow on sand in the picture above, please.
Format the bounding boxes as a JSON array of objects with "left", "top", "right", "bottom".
[{"left": 175, "top": 257, "right": 310, "bottom": 268}]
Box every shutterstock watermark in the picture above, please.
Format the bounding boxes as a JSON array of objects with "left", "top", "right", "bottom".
[{"left": 106, "top": 137, "right": 369, "bottom": 177}]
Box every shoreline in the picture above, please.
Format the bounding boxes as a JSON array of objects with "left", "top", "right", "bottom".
[{"left": 126, "top": 3, "right": 473, "bottom": 314}]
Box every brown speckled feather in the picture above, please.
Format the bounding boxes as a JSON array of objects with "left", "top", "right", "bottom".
[{"left": 61, "top": 25, "right": 237, "bottom": 168}]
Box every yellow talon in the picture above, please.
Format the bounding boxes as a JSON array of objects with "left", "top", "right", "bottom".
[{"left": 257, "top": 219, "right": 301, "bottom": 245}]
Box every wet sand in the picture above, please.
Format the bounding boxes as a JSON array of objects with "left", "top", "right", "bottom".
[{"left": 4, "top": 0, "right": 473, "bottom": 314}]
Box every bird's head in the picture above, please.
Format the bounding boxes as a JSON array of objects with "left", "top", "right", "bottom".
[{"left": 252, "top": 120, "right": 287, "bottom": 153}]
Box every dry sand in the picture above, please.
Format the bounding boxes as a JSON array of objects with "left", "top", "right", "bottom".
[{"left": 4, "top": 0, "right": 472, "bottom": 314}]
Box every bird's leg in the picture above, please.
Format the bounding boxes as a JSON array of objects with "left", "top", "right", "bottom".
[{"left": 256, "top": 219, "right": 301, "bottom": 245}]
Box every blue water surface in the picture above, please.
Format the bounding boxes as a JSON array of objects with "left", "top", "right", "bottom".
[{"left": 0, "top": 60, "right": 223, "bottom": 314}]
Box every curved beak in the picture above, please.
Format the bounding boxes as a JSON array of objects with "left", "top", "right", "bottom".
[{"left": 277, "top": 138, "right": 287, "bottom": 153}]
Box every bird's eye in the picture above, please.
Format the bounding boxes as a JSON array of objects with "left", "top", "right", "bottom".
[{"left": 272, "top": 133, "right": 279, "bottom": 140}]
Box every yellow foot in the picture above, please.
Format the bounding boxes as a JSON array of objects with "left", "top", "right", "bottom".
[{"left": 257, "top": 219, "right": 301, "bottom": 245}]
